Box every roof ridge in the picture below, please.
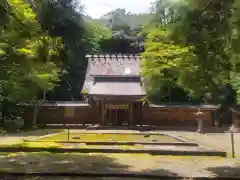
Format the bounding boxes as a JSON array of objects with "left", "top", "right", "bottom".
[{"left": 86, "top": 54, "right": 140, "bottom": 57}]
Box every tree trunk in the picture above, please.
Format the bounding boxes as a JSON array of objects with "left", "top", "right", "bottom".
[
  {"left": 219, "top": 104, "right": 232, "bottom": 127},
  {"left": 0, "top": 99, "right": 8, "bottom": 127},
  {"left": 32, "top": 103, "right": 39, "bottom": 128}
]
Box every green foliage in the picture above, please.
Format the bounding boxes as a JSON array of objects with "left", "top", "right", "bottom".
[
  {"left": 36, "top": 0, "right": 88, "bottom": 100},
  {"left": 142, "top": 0, "right": 239, "bottom": 104},
  {"left": 0, "top": 0, "right": 65, "bottom": 127},
  {"left": 84, "top": 21, "right": 112, "bottom": 53},
  {"left": 91, "top": 10, "right": 153, "bottom": 31},
  {"left": 3, "top": 117, "right": 24, "bottom": 132},
  {"left": 141, "top": 28, "right": 194, "bottom": 103},
  {"left": 178, "top": 0, "right": 234, "bottom": 103},
  {"left": 0, "top": 0, "right": 61, "bottom": 104}
]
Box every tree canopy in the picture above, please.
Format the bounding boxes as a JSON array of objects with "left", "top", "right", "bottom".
[
  {"left": 2, "top": 0, "right": 240, "bottom": 127},
  {"left": 141, "top": 0, "right": 240, "bottom": 105}
]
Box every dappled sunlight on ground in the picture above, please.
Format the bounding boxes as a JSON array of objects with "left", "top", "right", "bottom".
[
  {"left": 0, "top": 129, "right": 239, "bottom": 178},
  {"left": 0, "top": 152, "right": 239, "bottom": 178}
]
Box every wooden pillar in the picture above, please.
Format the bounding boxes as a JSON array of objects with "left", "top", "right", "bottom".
[
  {"left": 129, "top": 103, "right": 133, "bottom": 127},
  {"left": 115, "top": 109, "right": 117, "bottom": 126},
  {"left": 101, "top": 100, "right": 105, "bottom": 126},
  {"left": 139, "top": 102, "right": 142, "bottom": 126}
]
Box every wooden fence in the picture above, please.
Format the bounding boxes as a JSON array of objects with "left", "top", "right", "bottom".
[
  {"left": 142, "top": 106, "right": 214, "bottom": 127},
  {"left": 22, "top": 103, "right": 218, "bottom": 127}
]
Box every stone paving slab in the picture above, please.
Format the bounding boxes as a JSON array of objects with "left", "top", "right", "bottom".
[{"left": 0, "top": 146, "right": 226, "bottom": 157}]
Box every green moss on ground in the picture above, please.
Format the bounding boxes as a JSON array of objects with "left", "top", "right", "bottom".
[{"left": 39, "top": 133, "right": 179, "bottom": 143}]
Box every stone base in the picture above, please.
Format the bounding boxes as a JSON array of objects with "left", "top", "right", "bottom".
[
  {"left": 0, "top": 145, "right": 227, "bottom": 157},
  {"left": 196, "top": 130, "right": 205, "bottom": 134}
]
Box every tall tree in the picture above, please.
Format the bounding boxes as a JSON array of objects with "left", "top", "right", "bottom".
[
  {"left": 177, "top": 0, "right": 235, "bottom": 103},
  {"left": 103, "top": 8, "right": 130, "bottom": 33},
  {"left": 142, "top": 0, "right": 237, "bottom": 126},
  {"left": 142, "top": 0, "right": 236, "bottom": 103},
  {"left": 0, "top": 0, "right": 61, "bottom": 124},
  {"left": 84, "top": 21, "right": 112, "bottom": 53},
  {"left": 35, "top": 0, "right": 88, "bottom": 100},
  {"left": 141, "top": 29, "right": 194, "bottom": 103}
]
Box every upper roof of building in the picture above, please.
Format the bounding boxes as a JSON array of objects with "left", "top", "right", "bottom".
[
  {"left": 83, "top": 54, "right": 144, "bottom": 98},
  {"left": 86, "top": 54, "right": 141, "bottom": 76}
]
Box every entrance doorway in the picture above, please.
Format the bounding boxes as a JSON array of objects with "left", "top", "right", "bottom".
[{"left": 105, "top": 107, "right": 130, "bottom": 126}]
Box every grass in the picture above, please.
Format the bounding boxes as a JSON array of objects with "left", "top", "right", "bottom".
[
  {"left": 38, "top": 133, "right": 179, "bottom": 143},
  {"left": 0, "top": 132, "right": 180, "bottom": 150},
  {"left": 0, "top": 142, "right": 62, "bottom": 149}
]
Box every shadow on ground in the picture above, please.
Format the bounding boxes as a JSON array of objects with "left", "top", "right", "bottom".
[
  {"left": 206, "top": 166, "right": 240, "bottom": 178},
  {"left": 0, "top": 153, "right": 180, "bottom": 179},
  {"left": 0, "top": 153, "right": 240, "bottom": 179}
]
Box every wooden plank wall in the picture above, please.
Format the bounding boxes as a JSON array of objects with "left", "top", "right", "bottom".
[
  {"left": 22, "top": 105, "right": 101, "bottom": 126},
  {"left": 142, "top": 107, "right": 213, "bottom": 127},
  {"left": 22, "top": 105, "right": 214, "bottom": 127}
]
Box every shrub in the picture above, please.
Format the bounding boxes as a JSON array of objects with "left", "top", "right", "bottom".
[{"left": 3, "top": 117, "right": 24, "bottom": 132}]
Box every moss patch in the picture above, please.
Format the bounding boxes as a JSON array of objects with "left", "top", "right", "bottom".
[
  {"left": 1, "top": 142, "right": 62, "bottom": 149},
  {"left": 39, "top": 133, "right": 179, "bottom": 143},
  {"left": 1, "top": 142, "right": 139, "bottom": 150}
]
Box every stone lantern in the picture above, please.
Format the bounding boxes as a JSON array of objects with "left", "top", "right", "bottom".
[{"left": 194, "top": 108, "right": 205, "bottom": 134}]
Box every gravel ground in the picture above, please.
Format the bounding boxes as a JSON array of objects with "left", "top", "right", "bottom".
[
  {"left": 0, "top": 130, "right": 63, "bottom": 145},
  {"left": 161, "top": 131, "right": 240, "bottom": 157},
  {"left": 0, "top": 153, "right": 239, "bottom": 178},
  {"left": 0, "top": 176, "right": 186, "bottom": 180},
  {"left": 0, "top": 129, "right": 239, "bottom": 178}
]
